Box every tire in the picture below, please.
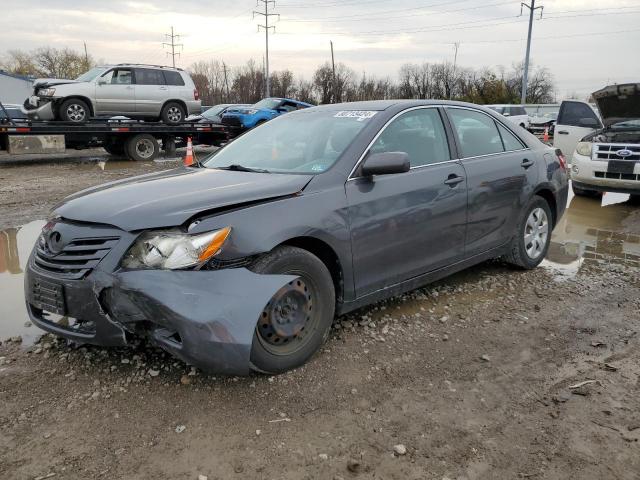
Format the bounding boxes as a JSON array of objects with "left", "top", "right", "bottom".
[
  {"left": 124, "top": 134, "right": 159, "bottom": 161},
  {"left": 160, "top": 102, "right": 185, "bottom": 125},
  {"left": 504, "top": 196, "right": 553, "bottom": 269},
  {"left": 103, "top": 140, "right": 125, "bottom": 156},
  {"left": 249, "top": 246, "right": 335, "bottom": 374},
  {"left": 572, "top": 184, "right": 602, "bottom": 198},
  {"left": 59, "top": 98, "right": 90, "bottom": 123}
]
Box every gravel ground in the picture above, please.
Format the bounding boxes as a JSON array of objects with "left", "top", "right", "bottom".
[{"left": 1, "top": 158, "right": 639, "bottom": 480}]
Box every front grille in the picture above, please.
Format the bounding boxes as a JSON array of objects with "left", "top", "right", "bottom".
[
  {"left": 593, "top": 143, "right": 640, "bottom": 161},
  {"left": 221, "top": 116, "right": 242, "bottom": 127},
  {"left": 594, "top": 171, "right": 640, "bottom": 182},
  {"left": 34, "top": 236, "right": 119, "bottom": 280}
]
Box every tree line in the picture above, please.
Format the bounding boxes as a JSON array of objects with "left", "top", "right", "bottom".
[{"left": 2, "top": 47, "right": 555, "bottom": 106}]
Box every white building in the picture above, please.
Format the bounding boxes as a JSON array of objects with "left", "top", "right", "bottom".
[{"left": 0, "top": 70, "right": 33, "bottom": 105}]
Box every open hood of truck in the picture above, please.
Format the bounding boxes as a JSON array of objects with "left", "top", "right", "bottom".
[{"left": 592, "top": 83, "right": 640, "bottom": 127}]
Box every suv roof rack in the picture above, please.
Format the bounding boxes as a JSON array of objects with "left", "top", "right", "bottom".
[{"left": 113, "top": 63, "right": 184, "bottom": 71}]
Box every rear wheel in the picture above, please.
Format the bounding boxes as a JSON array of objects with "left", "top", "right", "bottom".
[
  {"left": 59, "top": 98, "right": 90, "bottom": 123},
  {"left": 504, "top": 196, "right": 553, "bottom": 269},
  {"left": 160, "top": 102, "right": 185, "bottom": 125},
  {"left": 249, "top": 246, "right": 335, "bottom": 374},
  {"left": 103, "top": 139, "right": 125, "bottom": 156},
  {"left": 572, "top": 184, "right": 602, "bottom": 198},
  {"left": 125, "top": 134, "right": 159, "bottom": 161}
]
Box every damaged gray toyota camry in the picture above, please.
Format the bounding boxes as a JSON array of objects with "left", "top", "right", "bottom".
[{"left": 25, "top": 100, "right": 569, "bottom": 375}]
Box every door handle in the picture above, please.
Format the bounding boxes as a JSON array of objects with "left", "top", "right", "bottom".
[
  {"left": 159, "top": 86, "right": 168, "bottom": 90},
  {"left": 557, "top": 130, "right": 569, "bottom": 135},
  {"left": 444, "top": 174, "right": 464, "bottom": 187},
  {"left": 521, "top": 158, "right": 534, "bottom": 169}
]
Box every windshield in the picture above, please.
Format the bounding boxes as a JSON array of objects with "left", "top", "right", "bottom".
[
  {"left": 203, "top": 109, "right": 375, "bottom": 174},
  {"left": 75, "top": 67, "right": 107, "bottom": 82},
  {"left": 202, "top": 105, "right": 227, "bottom": 120},
  {"left": 253, "top": 98, "right": 282, "bottom": 110},
  {"left": 611, "top": 119, "right": 640, "bottom": 129}
]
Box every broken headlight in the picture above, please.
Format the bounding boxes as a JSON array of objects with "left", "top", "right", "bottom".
[
  {"left": 38, "top": 88, "right": 56, "bottom": 97},
  {"left": 121, "top": 227, "right": 231, "bottom": 270}
]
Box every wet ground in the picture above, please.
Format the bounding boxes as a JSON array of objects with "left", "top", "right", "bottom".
[{"left": 1, "top": 158, "right": 639, "bottom": 479}]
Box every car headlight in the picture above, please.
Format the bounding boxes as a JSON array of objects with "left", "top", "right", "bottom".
[
  {"left": 576, "top": 142, "right": 593, "bottom": 157},
  {"left": 38, "top": 88, "right": 56, "bottom": 97},
  {"left": 121, "top": 227, "right": 231, "bottom": 270},
  {"left": 243, "top": 109, "right": 259, "bottom": 115}
]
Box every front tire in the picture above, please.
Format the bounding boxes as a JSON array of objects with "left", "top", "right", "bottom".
[
  {"left": 160, "top": 102, "right": 185, "bottom": 125},
  {"left": 504, "top": 196, "right": 553, "bottom": 269},
  {"left": 249, "top": 246, "right": 335, "bottom": 374},
  {"left": 59, "top": 98, "right": 90, "bottom": 123}
]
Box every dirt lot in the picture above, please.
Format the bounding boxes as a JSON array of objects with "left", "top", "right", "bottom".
[{"left": 1, "top": 158, "right": 639, "bottom": 480}]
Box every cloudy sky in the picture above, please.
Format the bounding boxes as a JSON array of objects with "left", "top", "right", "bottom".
[{"left": 2, "top": 0, "right": 639, "bottom": 98}]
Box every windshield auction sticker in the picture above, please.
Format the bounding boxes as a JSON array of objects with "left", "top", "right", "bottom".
[{"left": 334, "top": 111, "right": 378, "bottom": 121}]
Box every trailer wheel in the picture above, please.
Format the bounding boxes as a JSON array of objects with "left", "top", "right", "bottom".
[
  {"left": 125, "top": 134, "right": 159, "bottom": 161},
  {"left": 103, "top": 140, "right": 125, "bottom": 156}
]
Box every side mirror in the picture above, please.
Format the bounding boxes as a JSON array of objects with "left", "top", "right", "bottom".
[
  {"left": 578, "top": 117, "right": 599, "bottom": 128},
  {"left": 97, "top": 78, "right": 107, "bottom": 85},
  {"left": 361, "top": 152, "right": 410, "bottom": 177},
  {"left": 503, "top": 112, "right": 511, "bottom": 117}
]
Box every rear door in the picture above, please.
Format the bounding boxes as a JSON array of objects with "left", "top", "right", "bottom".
[
  {"left": 446, "top": 107, "right": 537, "bottom": 256},
  {"left": 346, "top": 107, "right": 468, "bottom": 296},
  {"left": 134, "top": 68, "right": 169, "bottom": 116},
  {"left": 95, "top": 68, "right": 135, "bottom": 115},
  {"left": 554, "top": 101, "right": 602, "bottom": 158},
  {"left": 164, "top": 70, "right": 190, "bottom": 108}
]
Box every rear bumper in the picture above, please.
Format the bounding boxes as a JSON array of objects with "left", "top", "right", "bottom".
[{"left": 25, "top": 259, "right": 297, "bottom": 375}]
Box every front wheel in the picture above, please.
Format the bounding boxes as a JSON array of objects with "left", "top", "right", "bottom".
[
  {"left": 504, "top": 196, "right": 553, "bottom": 269},
  {"left": 249, "top": 246, "right": 335, "bottom": 374},
  {"left": 59, "top": 98, "right": 90, "bottom": 123}
]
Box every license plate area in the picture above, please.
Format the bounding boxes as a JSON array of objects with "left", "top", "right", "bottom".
[
  {"left": 607, "top": 160, "right": 636, "bottom": 175},
  {"left": 31, "top": 278, "right": 66, "bottom": 315}
]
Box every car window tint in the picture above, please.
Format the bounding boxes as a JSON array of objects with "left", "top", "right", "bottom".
[
  {"left": 497, "top": 123, "right": 525, "bottom": 151},
  {"left": 103, "top": 69, "right": 132, "bottom": 85},
  {"left": 558, "top": 101, "right": 599, "bottom": 127},
  {"left": 369, "top": 108, "right": 450, "bottom": 167},
  {"left": 448, "top": 108, "right": 504, "bottom": 158},
  {"left": 164, "top": 70, "right": 185, "bottom": 86},
  {"left": 135, "top": 69, "right": 165, "bottom": 85}
]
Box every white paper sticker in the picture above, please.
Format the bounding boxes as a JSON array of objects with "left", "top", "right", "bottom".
[{"left": 334, "top": 110, "right": 378, "bottom": 121}]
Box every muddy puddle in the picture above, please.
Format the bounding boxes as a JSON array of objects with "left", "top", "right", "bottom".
[{"left": 1, "top": 185, "right": 638, "bottom": 344}]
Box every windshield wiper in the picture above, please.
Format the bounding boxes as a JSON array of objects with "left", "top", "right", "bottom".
[{"left": 217, "top": 164, "right": 270, "bottom": 173}]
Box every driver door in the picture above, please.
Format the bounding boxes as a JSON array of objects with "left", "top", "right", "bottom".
[{"left": 95, "top": 68, "right": 136, "bottom": 115}]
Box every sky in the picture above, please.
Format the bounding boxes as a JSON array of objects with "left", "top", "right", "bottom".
[{"left": 1, "top": 0, "right": 639, "bottom": 99}]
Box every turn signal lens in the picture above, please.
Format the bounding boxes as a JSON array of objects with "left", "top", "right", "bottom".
[{"left": 198, "top": 227, "right": 231, "bottom": 262}]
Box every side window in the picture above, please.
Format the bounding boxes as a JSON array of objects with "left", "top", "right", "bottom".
[
  {"left": 511, "top": 107, "right": 526, "bottom": 116},
  {"left": 280, "top": 102, "right": 298, "bottom": 112},
  {"left": 163, "top": 70, "right": 185, "bottom": 86},
  {"left": 134, "top": 69, "right": 166, "bottom": 86},
  {"left": 102, "top": 69, "right": 132, "bottom": 85},
  {"left": 448, "top": 108, "right": 504, "bottom": 157},
  {"left": 369, "top": 108, "right": 450, "bottom": 168},
  {"left": 497, "top": 123, "right": 525, "bottom": 151},
  {"left": 557, "top": 101, "right": 599, "bottom": 127}
]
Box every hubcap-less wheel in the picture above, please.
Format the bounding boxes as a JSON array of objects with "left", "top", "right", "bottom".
[
  {"left": 524, "top": 207, "right": 549, "bottom": 259},
  {"left": 257, "top": 278, "right": 315, "bottom": 355},
  {"left": 166, "top": 106, "right": 182, "bottom": 123},
  {"left": 135, "top": 138, "right": 156, "bottom": 159},
  {"left": 66, "top": 104, "right": 86, "bottom": 122}
]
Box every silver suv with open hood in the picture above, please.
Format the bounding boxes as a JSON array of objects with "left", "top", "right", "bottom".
[
  {"left": 22, "top": 64, "right": 201, "bottom": 125},
  {"left": 554, "top": 83, "right": 640, "bottom": 198}
]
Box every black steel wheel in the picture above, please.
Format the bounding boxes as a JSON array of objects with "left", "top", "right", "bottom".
[{"left": 249, "top": 246, "right": 335, "bottom": 374}]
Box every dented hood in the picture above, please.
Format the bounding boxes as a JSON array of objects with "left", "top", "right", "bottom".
[
  {"left": 55, "top": 167, "right": 312, "bottom": 231},
  {"left": 33, "top": 78, "right": 80, "bottom": 88},
  {"left": 592, "top": 83, "right": 640, "bottom": 127}
]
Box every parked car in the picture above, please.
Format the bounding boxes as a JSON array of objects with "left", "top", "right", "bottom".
[
  {"left": 526, "top": 104, "right": 560, "bottom": 137},
  {"left": 21, "top": 64, "right": 201, "bottom": 125},
  {"left": 221, "top": 97, "right": 313, "bottom": 130},
  {"left": 0, "top": 103, "right": 28, "bottom": 124},
  {"left": 186, "top": 103, "right": 251, "bottom": 123},
  {"left": 486, "top": 104, "right": 531, "bottom": 129},
  {"left": 24, "top": 100, "right": 568, "bottom": 375},
  {"left": 554, "top": 83, "right": 640, "bottom": 198}
]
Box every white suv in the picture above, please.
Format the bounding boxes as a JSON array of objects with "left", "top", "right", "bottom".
[
  {"left": 22, "top": 64, "right": 201, "bottom": 125},
  {"left": 486, "top": 104, "right": 531, "bottom": 129},
  {"left": 554, "top": 84, "right": 640, "bottom": 198}
]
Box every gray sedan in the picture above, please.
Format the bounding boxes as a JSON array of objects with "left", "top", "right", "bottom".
[{"left": 24, "top": 100, "right": 569, "bottom": 375}]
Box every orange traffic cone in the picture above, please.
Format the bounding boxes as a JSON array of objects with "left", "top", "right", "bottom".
[
  {"left": 184, "top": 137, "right": 194, "bottom": 166},
  {"left": 543, "top": 127, "right": 549, "bottom": 143}
]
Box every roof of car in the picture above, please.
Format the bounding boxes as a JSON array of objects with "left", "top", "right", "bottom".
[
  {"left": 98, "top": 64, "right": 184, "bottom": 71},
  {"left": 311, "top": 99, "right": 495, "bottom": 111}
]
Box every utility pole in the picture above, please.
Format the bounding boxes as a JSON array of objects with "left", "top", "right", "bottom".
[
  {"left": 520, "top": 1, "right": 543, "bottom": 104},
  {"left": 83, "top": 42, "right": 88, "bottom": 65},
  {"left": 222, "top": 61, "right": 230, "bottom": 102},
  {"left": 330, "top": 40, "right": 336, "bottom": 103},
  {"left": 254, "top": 0, "right": 279, "bottom": 97},
  {"left": 163, "top": 26, "right": 183, "bottom": 68},
  {"left": 450, "top": 41, "right": 460, "bottom": 100}
]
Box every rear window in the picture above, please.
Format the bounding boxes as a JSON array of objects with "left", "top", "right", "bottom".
[
  {"left": 135, "top": 69, "right": 166, "bottom": 86},
  {"left": 164, "top": 71, "right": 185, "bottom": 86},
  {"left": 510, "top": 107, "right": 527, "bottom": 116}
]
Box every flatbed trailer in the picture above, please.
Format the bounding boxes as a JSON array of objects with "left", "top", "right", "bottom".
[{"left": 0, "top": 111, "right": 236, "bottom": 161}]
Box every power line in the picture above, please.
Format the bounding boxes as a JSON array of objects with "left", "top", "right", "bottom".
[
  {"left": 254, "top": 0, "right": 280, "bottom": 97},
  {"left": 162, "top": 26, "right": 183, "bottom": 68}
]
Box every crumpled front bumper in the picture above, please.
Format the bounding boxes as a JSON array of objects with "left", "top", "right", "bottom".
[
  {"left": 21, "top": 96, "right": 56, "bottom": 121},
  {"left": 25, "top": 261, "right": 297, "bottom": 375}
]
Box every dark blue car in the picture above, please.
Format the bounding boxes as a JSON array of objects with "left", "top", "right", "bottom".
[{"left": 221, "top": 97, "right": 313, "bottom": 130}]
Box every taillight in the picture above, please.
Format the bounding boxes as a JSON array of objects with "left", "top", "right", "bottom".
[
  {"left": 555, "top": 148, "right": 567, "bottom": 171},
  {"left": 193, "top": 89, "right": 199, "bottom": 101}
]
